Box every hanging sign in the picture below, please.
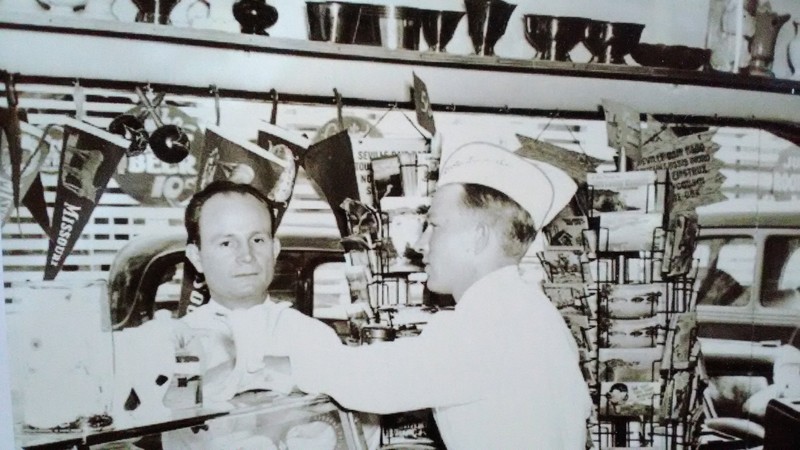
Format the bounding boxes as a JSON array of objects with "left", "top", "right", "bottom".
[
  {"left": 636, "top": 129, "right": 726, "bottom": 222},
  {"left": 772, "top": 145, "right": 800, "bottom": 201},
  {"left": 413, "top": 72, "right": 436, "bottom": 135},
  {"left": 45, "top": 118, "right": 129, "bottom": 280},
  {"left": 113, "top": 104, "right": 203, "bottom": 207},
  {"left": 1, "top": 121, "right": 50, "bottom": 226}
]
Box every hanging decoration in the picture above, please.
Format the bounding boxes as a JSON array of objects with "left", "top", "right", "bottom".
[
  {"left": 44, "top": 118, "right": 129, "bottom": 280},
  {"left": 1, "top": 72, "right": 23, "bottom": 209},
  {"left": 515, "top": 133, "right": 605, "bottom": 183},
  {"left": 303, "top": 130, "right": 360, "bottom": 238},
  {"left": 634, "top": 120, "right": 726, "bottom": 223},
  {"left": 0, "top": 119, "right": 51, "bottom": 233},
  {"left": 112, "top": 87, "right": 203, "bottom": 207},
  {"left": 179, "top": 121, "right": 308, "bottom": 316},
  {"left": 412, "top": 72, "right": 436, "bottom": 135},
  {"left": 602, "top": 98, "right": 642, "bottom": 166}
]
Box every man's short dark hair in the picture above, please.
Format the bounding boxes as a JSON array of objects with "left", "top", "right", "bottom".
[
  {"left": 185, "top": 180, "right": 274, "bottom": 246},
  {"left": 459, "top": 183, "right": 537, "bottom": 259}
]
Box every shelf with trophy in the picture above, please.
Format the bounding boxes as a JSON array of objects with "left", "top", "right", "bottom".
[
  {"left": 529, "top": 100, "right": 721, "bottom": 449},
  {"left": 1, "top": 0, "right": 799, "bottom": 125}
]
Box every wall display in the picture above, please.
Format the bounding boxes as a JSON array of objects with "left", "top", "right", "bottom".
[
  {"left": 45, "top": 118, "right": 129, "bottom": 280},
  {"left": 113, "top": 102, "right": 204, "bottom": 207}
]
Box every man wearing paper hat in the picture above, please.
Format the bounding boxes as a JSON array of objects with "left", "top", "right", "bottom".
[{"left": 281, "top": 143, "right": 592, "bottom": 449}]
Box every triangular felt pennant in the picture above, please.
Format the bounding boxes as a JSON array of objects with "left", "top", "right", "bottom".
[
  {"left": 515, "top": 134, "right": 605, "bottom": 183},
  {"left": 44, "top": 118, "right": 129, "bottom": 280},
  {"left": 301, "top": 130, "right": 359, "bottom": 238},
  {"left": 1, "top": 121, "right": 50, "bottom": 225},
  {"left": 196, "top": 124, "right": 296, "bottom": 230},
  {"left": 256, "top": 122, "right": 309, "bottom": 227},
  {"left": 23, "top": 174, "right": 51, "bottom": 238},
  {"left": 413, "top": 72, "right": 436, "bottom": 135},
  {"left": 177, "top": 254, "right": 209, "bottom": 318},
  {"left": 0, "top": 106, "right": 23, "bottom": 209}
]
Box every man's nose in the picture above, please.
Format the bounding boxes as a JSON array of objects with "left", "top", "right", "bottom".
[
  {"left": 413, "top": 227, "right": 431, "bottom": 255},
  {"left": 236, "top": 242, "right": 255, "bottom": 262}
]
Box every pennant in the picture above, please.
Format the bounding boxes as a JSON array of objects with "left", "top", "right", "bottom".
[
  {"left": 516, "top": 134, "right": 605, "bottom": 183},
  {"left": 22, "top": 174, "right": 51, "bottom": 238},
  {"left": 602, "top": 99, "right": 642, "bottom": 164},
  {"left": 1, "top": 121, "right": 51, "bottom": 228},
  {"left": 413, "top": 72, "right": 436, "bottom": 135},
  {"left": 302, "top": 130, "right": 360, "bottom": 237},
  {"left": 0, "top": 106, "right": 23, "bottom": 209},
  {"left": 196, "top": 124, "right": 298, "bottom": 228},
  {"left": 256, "top": 122, "right": 309, "bottom": 226},
  {"left": 45, "top": 118, "right": 129, "bottom": 280}
]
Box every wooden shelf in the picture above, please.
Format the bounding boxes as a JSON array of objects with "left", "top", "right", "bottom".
[{"left": 1, "top": 13, "right": 799, "bottom": 123}]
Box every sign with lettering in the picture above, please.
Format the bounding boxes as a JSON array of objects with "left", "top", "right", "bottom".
[
  {"left": 113, "top": 105, "right": 202, "bottom": 207},
  {"left": 637, "top": 130, "right": 726, "bottom": 223},
  {"left": 771, "top": 146, "right": 800, "bottom": 201},
  {"left": 45, "top": 118, "right": 128, "bottom": 280}
]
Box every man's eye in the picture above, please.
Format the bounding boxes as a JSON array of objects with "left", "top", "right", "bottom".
[
  {"left": 220, "top": 240, "right": 232, "bottom": 248},
  {"left": 253, "top": 237, "right": 266, "bottom": 244}
]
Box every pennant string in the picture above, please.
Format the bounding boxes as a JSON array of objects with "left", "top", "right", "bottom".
[
  {"left": 270, "top": 89, "right": 278, "bottom": 125},
  {"left": 362, "top": 103, "right": 427, "bottom": 140},
  {"left": 333, "top": 88, "right": 344, "bottom": 130},
  {"left": 210, "top": 85, "right": 221, "bottom": 126},
  {"left": 4, "top": 72, "right": 18, "bottom": 107},
  {"left": 73, "top": 80, "right": 86, "bottom": 121}
]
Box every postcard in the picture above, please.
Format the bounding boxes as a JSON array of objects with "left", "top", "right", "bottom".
[
  {"left": 587, "top": 170, "right": 661, "bottom": 213},
  {"left": 542, "top": 282, "right": 586, "bottom": 310},
  {"left": 371, "top": 154, "right": 403, "bottom": 201},
  {"left": 539, "top": 247, "right": 587, "bottom": 283},
  {"left": 600, "top": 381, "right": 660, "bottom": 419},
  {"left": 600, "top": 316, "right": 662, "bottom": 348},
  {"left": 661, "top": 312, "right": 697, "bottom": 370},
  {"left": 545, "top": 214, "right": 590, "bottom": 248},
  {"left": 659, "top": 371, "right": 693, "bottom": 421},
  {"left": 598, "top": 347, "right": 662, "bottom": 382},
  {"left": 600, "top": 283, "right": 665, "bottom": 319},
  {"left": 598, "top": 211, "right": 663, "bottom": 252}
]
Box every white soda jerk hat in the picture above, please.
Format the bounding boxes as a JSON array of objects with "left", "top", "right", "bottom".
[{"left": 438, "top": 142, "right": 578, "bottom": 230}]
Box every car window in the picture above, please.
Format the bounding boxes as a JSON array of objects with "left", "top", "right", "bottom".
[
  {"left": 761, "top": 236, "right": 800, "bottom": 310},
  {"left": 694, "top": 236, "right": 755, "bottom": 307}
]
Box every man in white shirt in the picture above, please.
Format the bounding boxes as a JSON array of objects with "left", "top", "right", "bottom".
[
  {"left": 275, "top": 143, "right": 593, "bottom": 449},
  {"left": 164, "top": 180, "right": 378, "bottom": 449}
]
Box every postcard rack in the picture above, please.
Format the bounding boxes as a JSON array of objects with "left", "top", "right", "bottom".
[{"left": 539, "top": 170, "right": 704, "bottom": 449}]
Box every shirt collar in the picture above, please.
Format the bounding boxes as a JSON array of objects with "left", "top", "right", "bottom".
[
  {"left": 206, "top": 296, "right": 272, "bottom": 315},
  {"left": 456, "top": 265, "right": 523, "bottom": 313}
]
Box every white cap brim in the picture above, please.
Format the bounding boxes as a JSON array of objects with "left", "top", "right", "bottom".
[{"left": 437, "top": 142, "right": 577, "bottom": 230}]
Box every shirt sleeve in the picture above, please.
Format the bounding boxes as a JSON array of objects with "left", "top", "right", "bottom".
[{"left": 284, "top": 313, "right": 483, "bottom": 415}]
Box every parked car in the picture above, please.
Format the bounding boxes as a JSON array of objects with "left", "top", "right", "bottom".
[
  {"left": 693, "top": 210, "right": 800, "bottom": 446},
  {"left": 107, "top": 231, "right": 345, "bottom": 329}
]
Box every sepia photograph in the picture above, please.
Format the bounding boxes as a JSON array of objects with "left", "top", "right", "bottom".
[{"left": 3, "top": 1, "right": 800, "bottom": 449}]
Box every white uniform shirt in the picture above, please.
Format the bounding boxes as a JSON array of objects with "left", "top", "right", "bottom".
[
  {"left": 180, "top": 298, "right": 300, "bottom": 402},
  {"left": 282, "top": 265, "right": 593, "bottom": 449}
]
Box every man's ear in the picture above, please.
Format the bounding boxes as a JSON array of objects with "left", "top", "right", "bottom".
[
  {"left": 472, "top": 221, "right": 492, "bottom": 254},
  {"left": 186, "top": 243, "right": 204, "bottom": 274},
  {"left": 273, "top": 237, "right": 281, "bottom": 261}
]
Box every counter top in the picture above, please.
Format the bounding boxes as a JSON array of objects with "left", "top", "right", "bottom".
[{"left": 15, "top": 392, "right": 347, "bottom": 450}]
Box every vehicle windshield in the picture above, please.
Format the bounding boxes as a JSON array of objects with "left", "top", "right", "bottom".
[
  {"left": 693, "top": 236, "right": 755, "bottom": 307},
  {"left": 761, "top": 236, "right": 800, "bottom": 310}
]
